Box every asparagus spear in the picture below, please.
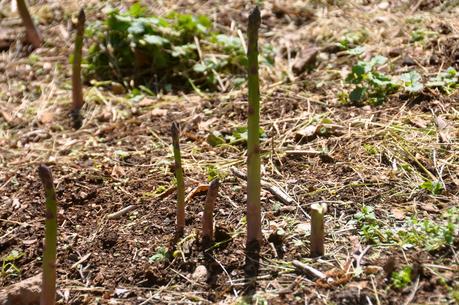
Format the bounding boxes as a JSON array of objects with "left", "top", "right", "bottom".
[
  {"left": 38, "top": 165, "right": 57, "bottom": 305},
  {"left": 171, "top": 122, "right": 185, "bottom": 237},
  {"left": 16, "top": 0, "right": 42, "bottom": 48},
  {"left": 246, "top": 6, "right": 262, "bottom": 246},
  {"left": 71, "top": 9, "right": 86, "bottom": 129}
]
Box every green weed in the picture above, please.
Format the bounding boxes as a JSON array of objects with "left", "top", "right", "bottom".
[
  {"left": 149, "top": 246, "right": 169, "bottom": 263},
  {"left": 419, "top": 180, "right": 444, "bottom": 195},
  {"left": 391, "top": 265, "right": 413, "bottom": 288},
  {"left": 1, "top": 250, "right": 23, "bottom": 278},
  {"left": 426, "top": 67, "right": 458, "bottom": 94},
  {"left": 85, "top": 3, "right": 274, "bottom": 93},
  {"left": 354, "top": 206, "right": 458, "bottom": 251},
  {"left": 345, "top": 56, "right": 398, "bottom": 105}
]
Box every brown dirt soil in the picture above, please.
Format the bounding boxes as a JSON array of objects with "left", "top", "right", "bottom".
[{"left": 0, "top": 1, "right": 458, "bottom": 304}]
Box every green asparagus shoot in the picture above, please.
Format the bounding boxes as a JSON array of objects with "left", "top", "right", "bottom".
[
  {"left": 246, "top": 6, "right": 262, "bottom": 246},
  {"left": 38, "top": 165, "right": 57, "bottom": 305},
  {"left": 16, "top": 0, "right": 42, "bottom": 48},
  {"left": 171, "top": 122, "right": 185, "bottom": 237},
  {"left": 71, "top": 9, "right": 86, "bottom": 129},
  {"left": 202, "top": 179, "right": 220, "bottom": 247}
]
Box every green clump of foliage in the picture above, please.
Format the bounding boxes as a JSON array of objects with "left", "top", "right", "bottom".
[
  {"left": 391, "top": 266, "right": 413, "bottom": 288},
  {"left": 419, "top": 180, "right": 444, "bottom": 195},
  {"left": 85, "top": 3, "right": 274, "bottom": 93},
  {"left": 148, "top": 246, "right": 169, "bottom": 263},
  {"left": 354, "top": 206, "right": 458, "bottom": 251},
  {"left": 426, "top": 67, "right": 458, "bottom": 94},
  {"left": 1, "top": 250, "right": 23, "bottom": 278},
  {"left": 344, "top": 56, "right": 399, "bottom": 105},
  {"left": 342, "top": 54, "right": 458, "bottom": 105}
]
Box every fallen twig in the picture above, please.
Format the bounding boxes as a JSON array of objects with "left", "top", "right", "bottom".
[
  {"left": 292, "top": 260, "right": 329, "bottom": 281},
  {"left": 230, "top": 166, "right": 294, "bottom": 205}
]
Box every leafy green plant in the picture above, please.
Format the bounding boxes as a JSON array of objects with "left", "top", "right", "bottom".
[
  {"left": 354, "top": 205, "right": 387, "bottom": 244},
  {"left": 391, "top": 266, "right": 413, "bottom": 288},
  {"left": 419, "top": 180, "right": 444, "bottom": 195},
  {"left": 354, "top": 206, "right": 457, "bottom": 251},
  {"left": 85, "top": 3, "right": 273, "bottom": 93},
  {"left": 426, "top": 67, "right": 458, "bottom": 94},
  {"left": 1, "top": 250, "right": 24, "bottom": 278},
  {"left": 399, "top": 70, "right": 423, "bottom": 93},
  {"left": 149, "top": 246, "right": 169, "bottom": 263},
  {"left": 345, "top": 56, "right": 398, "bottom": 105}
]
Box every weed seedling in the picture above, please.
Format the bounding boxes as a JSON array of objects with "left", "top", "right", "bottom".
[
  {"left": 17, "top": 0, "right": 42, "bottom": 48},
  {"left": 391, "top": 266, "right": 413, "bottom": 289},
  {"left": 246, "top": 6, "right": 262, "bottom": 248},
  {"left": 171, "top": 122, "right": 185, "bottom": 237},
  {"left": 38, "top": 165, "right": 57, "bottom": 305},
  {"left": 71, "top": 9, "right": 86, "bottom": 129}
]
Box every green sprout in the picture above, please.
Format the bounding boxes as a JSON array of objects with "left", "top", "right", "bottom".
[
  {"left": 171, "top": 122, "right": 185, "bottom": 237},
  {"left": 38, "top": 165, "right": 58, "bottom": 305},
  {"left": 246, "top": 6, "right": 262, "bottom": 247},
  {"left": 71, "top": 9, "right": 86, "bottom": 129}
]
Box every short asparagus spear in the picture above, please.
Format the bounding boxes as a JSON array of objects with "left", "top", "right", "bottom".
[
  {"left": 246, "top": 6, "right": 262, "bottom": 247},
  {"left": 201, "top": 179, "right": 220, "bottom": 247},
  {"left": 16, "top": 0, "right": 42, "bottom": 48},
  {"left": 38, "top": 165, "right": 57, "bottom": 305},
  {"left": 171, "top": 122, "right": 185, "bottom": 237},
  {"left": 71, "top": 9, "right": 86, "bottom": 129},
  {"left": 310, "top": 203, "right": 326, "bottom": 257}
]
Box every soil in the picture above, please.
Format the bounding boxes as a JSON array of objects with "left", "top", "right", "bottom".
[{"left": 0, "top": 1, "right": 458, "bottom": 304}]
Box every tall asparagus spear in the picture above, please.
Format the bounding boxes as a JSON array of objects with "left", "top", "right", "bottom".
[
  {"left": 201, "top": 179, "right": 220, "bottom": 247},
  {"left": 16, "top": 0, "right": 42, "bottom": 48},
  {"left": 171, "top": 122, "right": 185, "bottom": 237},
  {"left": 38, "top": 165, "right": 57, "bottom": 305},
  {"left": 246, "top": 7, "right": 262, "bottom": 247},
  {"left": 71, "top": 9, "right": 86, "bottom": 129}
]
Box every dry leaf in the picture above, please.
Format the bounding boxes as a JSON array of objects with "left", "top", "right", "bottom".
[
  {"left": 419, "top": 202, "right": 439, "bottom": 213},
  {"left": 390, "top": 207, "right": 406, "bottom": 220},
  {"left": 138, "top": 98, "right": 156, "bottom": 107},
  {"left": 185, "top": 184, "right": 209, "bottom": 203},
  {"left": 39, "top": 111, "right": 54, "bottom": 124},
  {"left": 151, "top": 108, "right": 168, "bottom": 116}
]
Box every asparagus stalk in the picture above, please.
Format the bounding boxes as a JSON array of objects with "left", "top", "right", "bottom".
[
  {"left": 71, "top": 9, "right": 86, "bottom": 129},
  {"left": 310, "top": 203, "right": 326, "bottom": 257},
  {"left": 16, "top": 0, "right": 42, "bottom": 48},
  {"left": 246, "top": 6, "right": 262, "bottom": 246},
  {"left": 201, "top": 179, "right": 220, "bottom": 247},
  {"left": 37, "top": 165, "right": 57, "bottom": 305},
  {"left": 171, "top": 122, "right": 185, "bottom": 237}
]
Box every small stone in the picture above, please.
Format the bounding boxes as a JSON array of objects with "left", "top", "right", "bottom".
[
  {"left": 378, "top": 1, "right": 390, "bottom": 10},
  {"left": 191, "top": 265, "right": 208, "bottom": 282},
  {"left": 295, "top": 223, "right": 310, "bottom": 235},
  {"left": 43, "top": 62, "right": 52, "bottom": 71}
]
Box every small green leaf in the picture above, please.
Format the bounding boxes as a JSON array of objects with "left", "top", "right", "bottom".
[
  {"left": 128, "top": 3, "right": 147, "bottom": 17},
  {"left": 419, "top": 180, "right": 444, "bottom": 195},
  {"left": 349, "top": 87, "right": 367, "bottom": 102},
  {"left": 207, "top": 131, "right": 225, "bottom": 146},
  {"left": 143, "top": 34, "right": 169, "bottom": 46}
]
